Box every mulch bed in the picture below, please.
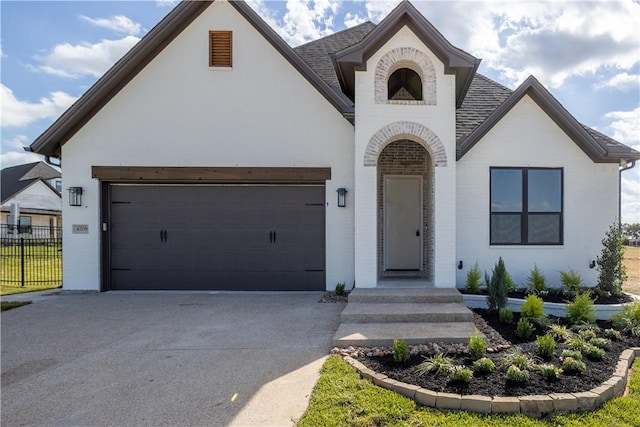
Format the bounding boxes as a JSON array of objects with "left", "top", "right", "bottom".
[{"left": 353, "top": 309, "right": 640, "bottom": 397}]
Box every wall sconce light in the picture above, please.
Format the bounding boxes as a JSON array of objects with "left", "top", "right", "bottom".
[
  {"left": 337, "top": 188, "right": 347, "bottom": 207},
  {"left": 589, "top": 260, "right": 596, "bottom": 269},
  {"left": 68, "top": 187, "right": 83, "bottom": 206},
  {"left": 458, "top": 260, "right": 464, "bottom": 270}
]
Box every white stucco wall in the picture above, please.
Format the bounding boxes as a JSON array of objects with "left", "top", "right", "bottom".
[
  {"left": 456, "top": 95, "right": 620, "bottom": 288},
  {"left": 354, "top": 26, "right": 457, "bottom": 287},
  {"left": 60, "top": 0, "right": 354, "bottom": 291}
]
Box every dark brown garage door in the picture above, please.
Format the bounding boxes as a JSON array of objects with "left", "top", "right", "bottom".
[{"left": 108, "top": 184, "right": 325, "bottom": 290}]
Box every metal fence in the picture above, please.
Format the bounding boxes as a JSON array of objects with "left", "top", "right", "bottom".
[{"left": 0, "top": 225, "right": 62, "bottom": 288}]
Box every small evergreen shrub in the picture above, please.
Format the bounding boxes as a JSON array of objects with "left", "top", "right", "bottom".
[
  {"left": 577, "top": 328, "right": 597, "bottom": 341},
  {"left": 472, "top": 357, "right": 495, "bottom": 374},
  {"left": 526, "top": 264, "right": 547, "bottom": 296},
  {"left": 560, "top": 269, "right": 583, "bottom": 298},
  {"left": 538, "top": 364, "right": 562, "bottom": 381},
  {"left": 612, "top": 301, "right": 640, "bottom": 337},
  {"left": 561, "top": 349, "right": 583, "bottom": 361},
  {"left": 604, "top": 328, "right": 622, "bottom": 340},
  {"left": 498, "top": 307, "right": 513, "bottom": 324},
  {"left": 535, "top": 333, "right": 556, "bottom": 359},
  {"left": 548, "top": 324, "right": 571, "bottom": 342},
  {"left": 486, "top": 257, "right": 510, "bottom": 311},
  {"left": 596, "top": 221, "right": 627, "bottom": 297},
  {"left": 505, "top": 365, "right": 530, "bottom": 383},
  {"left": 392, "top": 338, "right": 410, "bottom": 363},
  {"left": 335, "top": 282, "right": 346, "bottom": 296},
  {"left": 520, "top": 294, "right": 545, "bottom": 319},
  {"left": 468, "top": 330, "right": 487, "bottom": 360},
  {"left": 567, "top": 335, "right": 588, "bottom": 352},
  {"left": 583, "top": 344, "right": 605, "bottom": 360},
  {"left": 566, "top": 292, "right": 596, "bottom": 325},
  {"left": 416, "top": 353, "right": 454, "bottom": 376},
  {"left": 516, "top": 317, "right": 535, "bottom": 340},
  {"left": 465, "top": 261, "right": 482, "bottom": 294},
  {"left": 562, "top": 357, "right": 586, "bottom": 373},
  {"left": 450, "top": 366, "right": 473, "bottom": 383}
]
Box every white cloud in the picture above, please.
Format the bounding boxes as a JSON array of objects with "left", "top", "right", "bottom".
[
  {"left": 155, "top": 0, "right": 178, "bottom": 7},
  {"left": 596, "top": 72, "right": 640, "bottom": 90},
  {"left": 621, "top": 171, "right": 640, "bottom": 223},
  {"left": 33, "top": 36, "right": 140, "bottom": 79},
  {"left": 344, "top": 12, "right": 367, "bottom": 28},
  {"left": 605, "top": 108, "right": 640, "bottom": 146},
  {"left": 80, "top": 15, "right": 142, "bottom": 36},
  {"left": 0, "top": 136, "right": 44, "bottom": 169},
  {"left": 0, "top": 84, "right": 77, "bottom": 128}
]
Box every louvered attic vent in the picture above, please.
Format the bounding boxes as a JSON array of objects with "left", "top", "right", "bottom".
[{"left": 209, "top": 31, "right": 232, "bottom": 67}]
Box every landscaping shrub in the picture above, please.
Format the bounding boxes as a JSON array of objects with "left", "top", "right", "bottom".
[
  {"left": 548, "top": 324, "right": 571, "bottom": 342},
  {"left": 562, "top": 357, "right": 586, "bottom": 374},
  {"left": 612, "top": 301, "right": 640, "bottom": 337},
  {"left": 334, "top": 282, "right": 346, "bottom": 296},
  {"left": 561, "top": 349, "right": 583, "bottom": 361},
  {"left": 577, "top": 328, "right": 597, "bottom": 341},
  {"left": 499, "top": 307, "right": 513, "bottom": 324},
  {"left": 566, "top": 292, "right": 596, "bottom": 325},
  {"left": 486, "top": 257, "right": 510, "bottom": 311},
  {"left": 465, "top": 261, "right": 482, "bottom": 294},
  {"left": 560, "top": 269, "right": 583, "bottom": 298},
  {"left": 505, "top": 365, "right": 529, "bottom": 383},
  {"left": 566, "top": 335, "right": 588, "bottom": 352},
  {"left": 392, "top": 338, "right": 410, "bottom": 363},
  {"left": 535, "top": 333, "right": 556, "bottom": 359},
  {"left": 515, "top": 317, "right": 535, "bottom": 340},
  {"left": 416, "top": 353, "right": 454, "bottom": 376},
  {"left": 526, "top": 264, "right": 547, "bottom": 296},
  {"left": 596, "top": 221, "right": 627, "bottom": 297},
  {"left": 520, "top": 294, "right": 545, "bottom": 319},
  {"left": 538, "top": 364, "right": 562, "bottom": 381},
  {"left": 450, "top": 366, "right": 473, "bottom": 383},
  {"left": 583, "top": 344, "right": 605, "bottom": 361},
  {"left": 468, "top": 330, "right": 487, "bottom": 360},
  {"left": 500, "top": 349, "right": 537, "bottom": 371},
  {"left": 605, "top": 328, "right": 622, "bottom": 340},
  {"left": 472, "top": 357, "right": 495, "bottom": 374}
]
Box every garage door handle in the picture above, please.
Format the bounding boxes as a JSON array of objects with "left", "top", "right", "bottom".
[
  {"left": 164, "top": 230, "right": 168, "bottom": 242},
  {"left": 273, "top": 231, "right": 277, "bottom": 244},
  {"left": 269, "top": 231, "right": 273, "bottom": 243},
  {"left": 160, "top": 230, "right": 167, "bottom": 242}
]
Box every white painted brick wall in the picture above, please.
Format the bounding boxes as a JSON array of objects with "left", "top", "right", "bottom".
[{"left": 456, "top": 95, "right": 619, "bottom": 288}]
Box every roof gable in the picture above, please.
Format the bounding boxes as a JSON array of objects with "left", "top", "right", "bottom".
[
  {"left": 456, "top": 75, "right": 640, "bottom": 163},
  {"left": 1, "top": 162, "right": 61, "bottom": 204},
  {"left": 331, "top": 1, "right": 480, "bottom": 106},
  {"left": 30, "top": 0, "right": 354, "bottom": 159}
]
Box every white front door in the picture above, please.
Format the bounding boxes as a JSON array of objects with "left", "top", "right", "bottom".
[{"left": 384, "top": 175, "right": 422, "bottom": 271}]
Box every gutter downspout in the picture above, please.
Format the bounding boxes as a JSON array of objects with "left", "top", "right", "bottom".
[
  {"left": 619, "top": 159, "right": 636, "bottom": 229},
  {"left": 23, "top": 146, "right": 61, "bottom": 167}
]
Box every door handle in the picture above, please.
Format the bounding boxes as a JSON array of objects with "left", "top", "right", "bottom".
[
  {"left": 416, "top": 229, "right": 420, "bottom": 237},
  {"left": 273, "top": 231, "right": 277, "bottom": 244},
  {"left": 160, "top": 230, "right": 168, "bottom": 242},
  {"left": 269, "top": 231, "right": 273, "bottom": 243},
  {"left": 163, "top": 230, "right": 168, "bottom": 242}
]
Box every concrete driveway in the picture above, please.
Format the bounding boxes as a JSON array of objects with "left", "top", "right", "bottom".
[{"left": 1, "top": 291, "right": 344, "bottom": 426}]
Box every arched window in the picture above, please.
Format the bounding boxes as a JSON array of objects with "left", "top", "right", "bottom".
[{"left": 388, "top": 68, "right": 422, "bottom": 101}]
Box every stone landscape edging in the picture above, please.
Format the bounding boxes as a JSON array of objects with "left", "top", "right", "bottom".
[
  {"left": 342, "top": 347, "right": 640, "bottom": 418},
  {"left": 461, "top": 294, "right": 637, "bottom": 320}
]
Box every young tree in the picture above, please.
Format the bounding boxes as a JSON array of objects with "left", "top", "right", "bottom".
[{"left": 596, "top": 222, "right": 628, "bottom": 297}]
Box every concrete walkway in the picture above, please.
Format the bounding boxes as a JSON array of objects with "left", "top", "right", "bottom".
[{"left": 1, "top": 291, "right": 344, "bottom": 426}]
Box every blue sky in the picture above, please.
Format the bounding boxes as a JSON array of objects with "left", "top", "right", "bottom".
[{"left": 1, "top": 0, "right": 639, "bottom": 222}]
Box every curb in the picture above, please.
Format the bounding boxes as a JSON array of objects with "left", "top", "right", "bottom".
[{"left": 343, "top": 347, "right": 640, "bottom": 418}]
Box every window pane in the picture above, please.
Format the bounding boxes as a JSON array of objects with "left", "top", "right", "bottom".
[
  {"left": 491, "top": 214, "right": 521, "bottom": 244},
  {"left": 528, "top": 169, "right": 561, "bottom": 212},
  {"left": 528, "top": 214, "right": 560, "bottom": 243},
  {"left": 491, "top": 169, "right": 522, "bottom": 212}
]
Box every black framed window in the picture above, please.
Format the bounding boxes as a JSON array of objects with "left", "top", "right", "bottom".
[
  {"left": 490, "top": 167, "right": 563, "bottom": 245},
  {"left": 7, "top": 215, "right": 32, "bottom": 234}
]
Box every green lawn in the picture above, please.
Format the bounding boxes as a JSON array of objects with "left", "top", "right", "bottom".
[
  {"left": 0, "top": 244, "right": 61, "bottom": 295},
  {"left": 298, "top": 355, "right": 640, "bottom": 427},
  {"left": 1, "top": 301, "right": 32, "bottom": 311}
]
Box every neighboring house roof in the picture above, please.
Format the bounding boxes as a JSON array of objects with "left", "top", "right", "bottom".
[
  {"left": 1, "top": 162, "right": 61, "bottom": 204},
  {"left": 29, "top": 0, "right": 640, "bottom": 164}
]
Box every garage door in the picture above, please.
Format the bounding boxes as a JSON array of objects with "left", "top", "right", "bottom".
[{"left": 108, "top": 184, "right": 325, "bottom": 290}]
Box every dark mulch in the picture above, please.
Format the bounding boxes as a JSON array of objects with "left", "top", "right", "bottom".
[
  {"left": 462, "top": 289, "right": 633, "bottom": 305},
  {"left": 355, "top": 310, "right": 640, "bottom": 397}
]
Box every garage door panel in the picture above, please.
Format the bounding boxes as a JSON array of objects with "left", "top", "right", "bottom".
[{"left": 109, "top": 184, "right": 325, "bottom": 291}]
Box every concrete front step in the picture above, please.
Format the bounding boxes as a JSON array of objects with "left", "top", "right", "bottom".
[
  {"left": 348, "top": 287, "right": 463, "bottom": 304},
  {"left": 340, "top": 302, "right": 473, "bottom": 323},
  {"left": 332, "top": 322, "right": 478, "bottom": 347}
]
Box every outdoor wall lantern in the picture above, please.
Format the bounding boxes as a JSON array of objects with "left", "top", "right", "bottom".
[
  {"left": 589, "top": 260, "right": 596, "bottom": 269},
  {"left": 68, "top": 187, "right": 83, "bottom": 206},
  {"left": 458, "top": 260, "right": 464, "bottom": 270},
  {"left": 337, "top": 188, "right": 347, "bottom": 207}
]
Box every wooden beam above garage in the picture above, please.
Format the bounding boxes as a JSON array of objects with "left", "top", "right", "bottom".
[{"left": 92, "top": 166, "right": 332, "bottom": 183}]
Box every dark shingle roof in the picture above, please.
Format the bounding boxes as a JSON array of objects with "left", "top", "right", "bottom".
[
  {"left": 294, "top": 22, "right": 376, "bottom": 90},
  {"left": 1, "top": 162, "right": 61, "bottom": 203},
  {"left": 456, "top": 74, "right": 512, "bottom": 141}
]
